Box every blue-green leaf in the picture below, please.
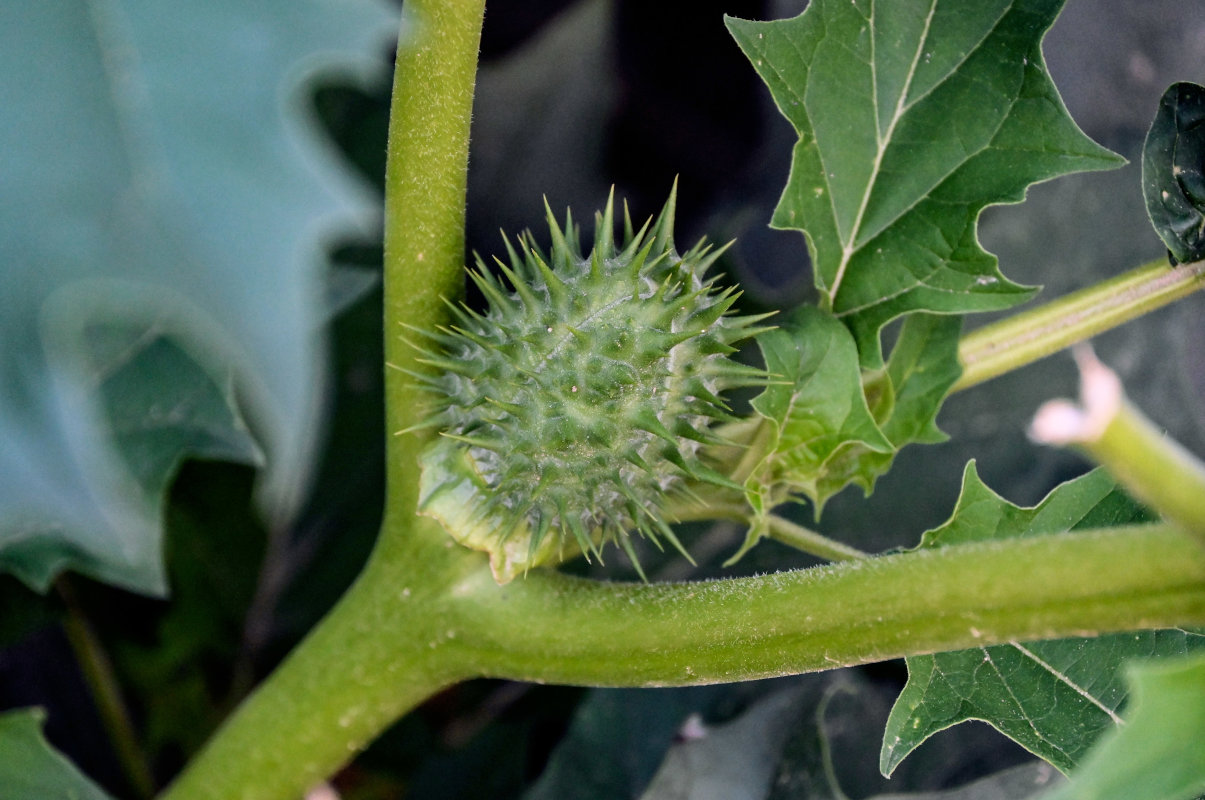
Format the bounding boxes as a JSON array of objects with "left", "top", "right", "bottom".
[{"left": 0, "top": 1, "right": 395, "bottom": 594}]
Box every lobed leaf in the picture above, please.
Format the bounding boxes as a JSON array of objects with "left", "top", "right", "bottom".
[
  {"left": 742, "top": 306, "right": 892, "bottom": 529},
  {"left": 0, "top": 1, "right": 395, "bottom": 594},
  {"left": 726, "top": 0, "right": 1123, "bottom": 366},
  {"left": 881, "top": 464, "right": 1205, "bottom": 776},
  {"left": 736, "top": 309, "right": 960, "bottom": 556}
]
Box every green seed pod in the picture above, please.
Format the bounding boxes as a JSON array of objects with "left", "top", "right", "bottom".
[{"left": 411, "top": 187, "right": 768, "bottom": 582}]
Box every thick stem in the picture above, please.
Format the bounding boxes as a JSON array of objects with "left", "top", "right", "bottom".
[
  {"left": 446, "top": 524, "right": 1205, "bottom": 686},
  {"left": 160, "top": 523, "right": 1205, "bottom": 800},
  {"left": 382, "top": 0, "right": 483, "bottom": 502},
  {"left": 154, "top": 544, "right": 473, "bottom": 800},
  {"left": 954, "top": 258, "right": 1205, "bottom": 392},
  {"left": 159, "top": 1, "right": 486, "bottom": 797},
  {"left": 162, "top": 518, "right": 1205, "bottom": 800}
]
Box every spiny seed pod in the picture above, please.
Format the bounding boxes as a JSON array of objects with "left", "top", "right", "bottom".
[{"left": 411, "top": 187, "right": 769, "bottom": 582}]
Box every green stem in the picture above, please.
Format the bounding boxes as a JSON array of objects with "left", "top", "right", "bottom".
[
  {"left": 669, "top": 495, "right": 869, "bottom": 564},
  {"left": 765, "top": 514, "right": 869, "bottom": 561},
  {"left": 1094, "top": 401, "right": 1205, "bottom": 543},
  {"left": 445, "top": 524, "right": 1205, "bottom": 686},
  {"left": 1031, "top": 349, "right": 1205, "bottom": 545},
  {"left": 382, "top": 0, "right": 483, "bottom": 482},
  {"left": 155, "top": 531, "right": 478, "bottom": 800},
  {"left": 58, "top": 580, "right": 156, "bottom": 800},
  {"left": 954, "top": 258, "right": 1205, "bottom": 392},
  {"left": 164, "top": 522, "right": 1205, "bottom": 800},
  {"left": 159, "top": 1, "right": 486, "bottom": 797}
]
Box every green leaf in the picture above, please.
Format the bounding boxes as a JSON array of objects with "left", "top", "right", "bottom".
[
  {"left": 1041, "top": 652, "right": 1205, "bottom": 800},
  {"left": 737, "top": 310, "right": 960, "bottom": 557},
  {"left": 1142, "top": 81, "right": 1205, "bottom": 265},
  {"left": 0, "top": 1, "right": 395, "bottom": 594},
  {"left": 817, "top": 312, "right": 963, "bottom": 502},
  {"left": 726, "top": 0, "right": 1123, "bottom": 365},
  {"left": 0, "top": 708, "right": 115, "bottom": 800},
  {"left": 881, "top": 464, "right": 1205, "bottom": 776},
  {"left": 916, "top": 463, "right": 1149, "bottom": 550},
  {"left": 743, "top": 306, "right": 893, "bottom": 524}
]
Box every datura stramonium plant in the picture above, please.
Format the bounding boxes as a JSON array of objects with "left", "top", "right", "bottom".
[{"left": 410, "top": 188, "right": 770, "bottom": 582}]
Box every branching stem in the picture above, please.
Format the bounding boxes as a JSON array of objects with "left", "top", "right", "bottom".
[{"left": 153, "top": 4, "right": 1205, "bottom": 799}]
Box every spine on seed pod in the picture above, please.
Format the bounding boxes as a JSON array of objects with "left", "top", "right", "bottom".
[{"left": 407, "top": 185, "right": 770, "bottom": 582}]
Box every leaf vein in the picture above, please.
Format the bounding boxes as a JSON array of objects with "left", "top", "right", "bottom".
[
  {"left": 828, "top": 0, "right": 938, "bottom": 304},
  {"left": 1009, "top": 641, "right": 1125, "bottom": 725}
]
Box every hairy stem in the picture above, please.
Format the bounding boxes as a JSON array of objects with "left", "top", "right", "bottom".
[
  {"left": 954, "top": 257, "right": 1205, "bottom": 392},
  {"left": 668, "top": 494, "right": 869, "bottom": 564},
  {"left": 159, "top": 1, "right": 486, "bottom": 797},
  {"left": 446, "top": 524, "right": 1205, "bottom": 686},
  {"left": 162, "top": 522, "right": 1205, "bottom": 800},
  {"left": 382, "top": 0, "right": 483, "bottom": 484}
]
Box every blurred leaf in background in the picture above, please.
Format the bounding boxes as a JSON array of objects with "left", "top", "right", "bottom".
[
  {"left": 0, "top": 709, "right": 114, "bottom": 800},
  {"left": 0, "top": 0, "right": 395, "bottom": 596}
]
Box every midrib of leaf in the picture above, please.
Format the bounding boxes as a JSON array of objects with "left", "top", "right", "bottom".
[
  {"left": 1008, "top": 641, "right": 1125, "bottom": 725},
  {"left": 829, "top": 0, "right": 938, "bottom": 305}
]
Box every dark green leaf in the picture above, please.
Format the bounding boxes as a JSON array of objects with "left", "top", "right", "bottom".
[
  {"left": 0, "top": 708, "right": 114, "bottom": 800},
  {"left": 1142, "top": 81, "right": 1205, "bottom": 264},
  {"left": 726, "top": 0, "right": 1123, "bottom": 366},
  {"left": 0, "top": 1, "right": 394, "bottom": 594},
  {"left": 1041, "top": 652, "right": 1205, "bottom": 800},
  {"left": 881, "top": 464, "right": 1204, "bottom": 776}
]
